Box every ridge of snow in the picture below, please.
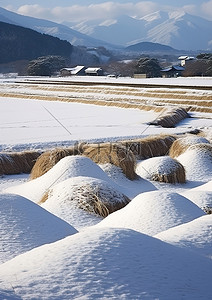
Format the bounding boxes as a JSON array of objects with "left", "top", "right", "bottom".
[
  {"left": 95, "top": 190, "right": 204, "bottom": 235},
  {"left": 155, "top": 215, "right": 212, "bottom": 259}
]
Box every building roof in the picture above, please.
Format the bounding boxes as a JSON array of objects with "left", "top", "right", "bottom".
[
  {"left": 178, "top": 56, "right": 195, "bottom": 61},
  {"left": 61, "top": 66, "right": 85, "bottom": 75},
  {"left": 85, "top": 67, "right": 102, "bottom": 73},
  {"left": 161, "top": 65, "right": 185, "bottom": 72}
]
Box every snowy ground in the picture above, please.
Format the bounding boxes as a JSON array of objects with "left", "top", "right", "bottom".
[{"left": 0, "top": 76, "right": 212, "bottom": 299}]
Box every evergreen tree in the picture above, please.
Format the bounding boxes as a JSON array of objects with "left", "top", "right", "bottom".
[{"left": 135, "top": 57, "right": 161, "bottom": 77}]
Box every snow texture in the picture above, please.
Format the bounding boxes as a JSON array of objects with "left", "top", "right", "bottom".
[{"left": 0, "top": 227, "right": 212, "bottom": 300}]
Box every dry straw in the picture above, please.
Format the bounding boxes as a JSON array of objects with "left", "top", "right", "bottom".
[
  {"left": 83, "top": 143, "right": 137, "bottom": 180},
  {"left": 120, "top": 134, "right": 177, "bottom": 159},
  {"left": 186, "top": 143, "right": 212, "bottom": 156},
  {"left": 136, "top": 156, "right": 186, "bottom": 184},
  {"left": 169, "top": 135, "right": 210, "bottom": 158},
  {"left": 40, "top": 181, "right": 130, "bottom": 218},
  {"left": 30, "top": 144, "right": 85, "bottom": 180},
  {"left": 149, "top": 107, "right": 189, "bottom": 128},
  {"left": 0, "top": 151, "right": 41, "bottom": 176}
]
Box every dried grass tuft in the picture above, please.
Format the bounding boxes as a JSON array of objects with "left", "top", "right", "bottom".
[
  {"left": 30, "top": 143, "right": 85, "bottom": 180},
  {"left": 136, "top": 156, "right": 186, "bottom": 184},
  {"left": 0, "top": 151, "right": 41, "bottom": 175},
  {"left": 150, "top": 107, "right": 189, "bottom": 128},
  {"left": 83, "top": 143, "right": 137, "bottom": 180},
  {"left": 169, "top": 136, "right": 210, "bottom": 158},
  {"left": 120, "top": 134, "right": 177, "bottom": 159}
]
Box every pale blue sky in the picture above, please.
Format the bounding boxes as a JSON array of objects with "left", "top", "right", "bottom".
[{"left": 1, "top": 0, "right": 212, "bottom": 22}]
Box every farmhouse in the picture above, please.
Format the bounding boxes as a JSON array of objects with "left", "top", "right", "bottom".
[
  {"left": 60, "top": 66, "right": 103, "bottom": 76},
  {"left": 178, "top": 56, "right": 195, "bottom": 66},
  {"left": 161, "top": 65, "right": 185, "bottom": 78}
]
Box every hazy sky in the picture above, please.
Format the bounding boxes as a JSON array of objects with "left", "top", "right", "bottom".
[{"left": 2, "top": 0, "right": 212, "bottom": 22}]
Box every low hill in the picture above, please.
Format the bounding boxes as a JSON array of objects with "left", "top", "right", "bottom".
[
  {"left": 0, "top": 21, "right": 73, "bottom": 64},
  {"left": 125, "top": 42, "right": 177, "bottom": 53}
]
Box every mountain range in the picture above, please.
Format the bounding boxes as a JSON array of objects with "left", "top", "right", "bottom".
[
  {"left": 0, "top": 7, "right": 211, "bottom": 51},
  {"left": 71, "top": 11, "right": 212, "bottom": 50}
]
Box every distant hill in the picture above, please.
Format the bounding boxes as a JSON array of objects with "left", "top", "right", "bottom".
[
  {"left": 0, "top": 21, "right": 72, "bottom": 64},
  {"left": 125, "top": 42, "right": 177, "bottom": 53}
]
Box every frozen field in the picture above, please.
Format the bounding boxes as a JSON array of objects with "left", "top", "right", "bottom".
[{"left": 0, "top": 76, "right": 212, "bottom": 299}]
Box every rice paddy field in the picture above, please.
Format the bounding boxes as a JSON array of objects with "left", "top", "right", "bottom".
[{"left": 0, "top": 75, "right": 212, "bottom": 300}]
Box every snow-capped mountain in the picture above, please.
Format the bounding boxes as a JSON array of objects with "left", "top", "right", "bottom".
[
  {"left": 0, "top": 7, "right": 116, "bottom": 48},
  {"left": 71, "top": 11, "right": 212, "bottom": 50}
]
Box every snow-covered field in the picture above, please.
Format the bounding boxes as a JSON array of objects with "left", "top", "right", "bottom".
[{"left": 0, "top": 76, "right": 212, "bottom": 299}]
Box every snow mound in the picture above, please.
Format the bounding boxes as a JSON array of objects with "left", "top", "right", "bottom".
[
  {"left": 100, "top": 163, "right": 157, "bottom": 198},
  {"left": 180, "top": 190, "right": 212, "bottom": 211},
  {"left": 155, "top": 215, "right": 212, "bottom": 259},
  {"left": 5, "top": 155, "right": 120, "bottom": 203},
  {"left": 188, "top": 180, "right": 212, "bottom": 192},
  {"left": 0, "top": 227, "right": 211, "bottom": 300},
  {"left": 41, "top": 176, "right": 130, "bottom": 229},
  {"left": 96, "top": 190, "right": 204, "bottom": 235},
  {"left": 136, "top": 156, "right": 185, "bottom": 183},
  {"left": 0, "top": 193, "right": 77, "bottom": 264},
  {"left": 177, "top": 143, "right": 212, "bottom": 181}
]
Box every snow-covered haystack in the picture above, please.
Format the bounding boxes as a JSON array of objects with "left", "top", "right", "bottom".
[
  {"left": 169, "top": 135, "right": 210, "bottom": 158},
  {"left": 83, "top": 143, "right": 136, "bottom": 180},
  {"left": 136, "top": 156, "right": 186, "bottom": 183},
  {"left": 41, "top": 176, "right": 130, "bottom": 219},
  {"left": 30, "top": 144, "right": 85, "bottom": 179},
  {"left": 177, "top": 143, "right": 212, "bottom": 181},
  {"left": 155, "top": 215, "right": 212, "bottom": 259},
  {"left": 0, "top": 227, "right": 211, "bottom": 300},
  {"left": 0, "top": 193, "right": 77, "bottom": 264},
  {"left": 0, "top": 151, "right": 40, "bottom": 175},
  {"left": 96, "top": 191, "right": 204, "bottom": 236},
  {"left": 120, "top": 134, "right": 177, "bottom": 159},
  {"left": 149, "top": 107, "right": 189, "bottom": 128},
  {"left": 100, "top": 163, "right": 157, "bottom": 198},
  {"left": 5, "top": 156, "right": 119, "bottom": 203}
]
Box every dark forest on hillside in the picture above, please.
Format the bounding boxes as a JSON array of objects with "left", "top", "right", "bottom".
[{"left": 0, "top": 21, "right": 73, "bottom": 63}]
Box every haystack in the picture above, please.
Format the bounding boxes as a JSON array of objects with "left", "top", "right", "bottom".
[
  {"left": 120, "top": 134, "right": 177, "bottom": 159},
  {"left": 30, "top": 143, "right": 85, "bottom": 179},
  {"left": 149, "top": 107, "right": 189, "bottom": 128},
  {"left": 136, "top": 156, "right": 186, "bottom": 184},
  {"left": 169, "top": 135, "right": 210, "bottom": 158},
  {"left": 41, "top": 176, "right": 130, "bottom": 219},
  {"left": 0, "top": 151, "right": 41, "bottom": 175},
  {"left": 83, "top": 143, "right": 136, "bottom": 180}
]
